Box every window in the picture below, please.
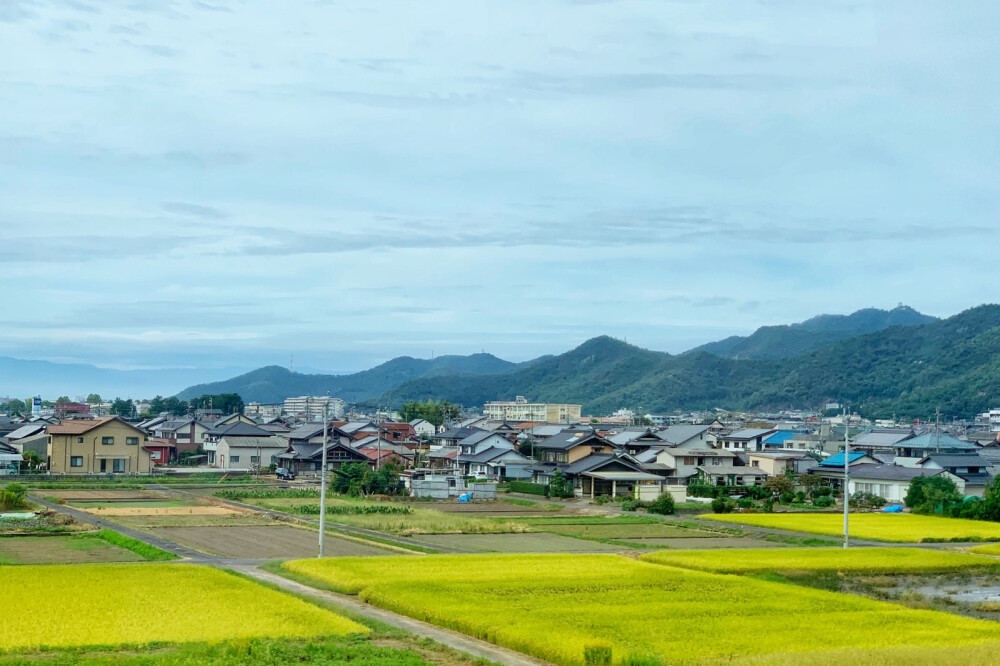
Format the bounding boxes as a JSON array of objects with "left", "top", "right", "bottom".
[
  {"left": 70, "top": 456, "right": 83, "bottom": 467},
  {"left": 113, "top": 458, "right": 125, "bottom": 473},
  {"left": 751, "top": 461, "right": 759, "bottom": 467},
  {"left": 250, "top": 455, "right": 259, "bottom": 464},
  {"left": 77, "top": 436, "right": 84, "bottom": 444},
  {"left": 101, "top": 436, "right": 114, "bottom": 445},
  {"left": 230, "top": 455, "right": 240, "bottom": 463},
  {"left": 126, "top": 437, "right": 139, "bottom": 446}
]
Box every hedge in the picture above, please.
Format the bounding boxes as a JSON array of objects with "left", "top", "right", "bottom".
[{"left": 509, "top": 481, "right": 549, "bottom": 496}]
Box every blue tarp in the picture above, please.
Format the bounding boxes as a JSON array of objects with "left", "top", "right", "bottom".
[{"left": 882, "top": 504, "right": 904, "bottom": 513}]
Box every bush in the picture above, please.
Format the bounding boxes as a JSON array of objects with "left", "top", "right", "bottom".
[
  {"left": 291, "top": 504, "right": 412, "bottom": 516},
  {"left": 761, "top": 498, "right": 774, "bottom": 513},
  {"left": 795, "top": 491, "right": 806, "bottom": 503},
  {"left": 850, "top": 492, "right": 887, "bottom": 510},
  {"left": 621, "top": 498, "right": 642, "bottom": 512},
  {"left": 813, "top": 496, "right": 835, "bottom": 508},
  {"left": 779, "top": 492, "right": 796, "bottom": 505},
  {"left": 813, "top": 486, "right": 833, "bottom": 498},
  {"left": 648, "top": 493, "right": 675, "bottom": 516},
  {"left": 0, "top": 483, "right": 28, "bottom": 511},
  {"left": 711, "top": 497, "right": 735, "bottom": 514},
  {"left": 736, "top": 498, "right": 754, "bottom": 509},
  {"left": 509, "top": 481, "right": 548, "bottom": 496}
]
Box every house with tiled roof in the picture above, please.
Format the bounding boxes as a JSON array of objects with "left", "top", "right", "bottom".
[{"left": 46, "top": 417, "right": 152, "bottom": 474}]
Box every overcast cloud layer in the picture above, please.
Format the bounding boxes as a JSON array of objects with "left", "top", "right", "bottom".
[{"left": 2, "top": 0, "right": 998, "bottom": 374}]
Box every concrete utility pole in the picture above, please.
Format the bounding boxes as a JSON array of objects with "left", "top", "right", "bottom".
[
  {"left": 843, "top": 408, "right": 850, "bottom": 549},
  {"left": 318, "top": 401, "right": 329, "bottom": 558}
]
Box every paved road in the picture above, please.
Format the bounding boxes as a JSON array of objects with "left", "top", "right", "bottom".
[{"left": 232, "top": 566, "right": 550, "bottom": 666}]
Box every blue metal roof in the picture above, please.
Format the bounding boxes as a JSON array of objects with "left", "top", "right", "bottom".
[
  {"left": 763, "top": 430, "right": 808, "bottom": 446},
  {"left": 820, "top": 452, "right": 869, "bottom": 467}
]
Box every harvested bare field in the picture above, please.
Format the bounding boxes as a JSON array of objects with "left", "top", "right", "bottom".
[
  {"left": 41, "top": 490, "right": 165, "bottom": 501},
  {"left": 417, "top": 533, "right": 626, "bottom": 553},
  {"left": 0, "top": 534, "right": 144, "bottom": 564},
  {"left": 80, "top": 505, "right": 241, "bottom": 517},
  {"left": 149, "top": 525, "right": 396, "bottom": 558}
]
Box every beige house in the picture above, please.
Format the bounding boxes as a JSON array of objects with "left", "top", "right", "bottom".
[
  {"left": 47, "top": 417, "right": 152, "bottom": 474},
  {"left": 215, "top": 435, "right": 288, "bottom": 471},
  {"left": 747, "top": 451, "right": 810, "bottom": 476}
]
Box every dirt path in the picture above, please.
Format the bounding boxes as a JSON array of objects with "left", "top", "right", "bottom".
[{"left": 232, "top": 565, "right": 551, "bottom": 666}]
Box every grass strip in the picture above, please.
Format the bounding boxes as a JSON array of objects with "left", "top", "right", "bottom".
[{"left": 94, "top": 529, "right": 179, "bottom": 561}]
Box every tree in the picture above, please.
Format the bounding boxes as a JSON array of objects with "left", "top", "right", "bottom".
[
  {"left": 331, "top": 462, "right": 404, "bottom": 497},
  {"left": 399, "top": 400, "right": 461, "bottom": 427},
  {"left": 1, "top": 398, "right": 25, "bottom": 416},
  {"left": 764, "top": 475, "right": 794, "bottom": 498},
  {"left": 906, "top": 475, "right": 962, "bottom": 515},
  {"left": 110, "top": 398, "right": 133, "bottom": 417},
  {"left": 549, "top": 470, "right": 573, "bottom": 498},
  {"left": 648, "top": 493, "right": 675, "bottom": 515},
  {"left": 55, "top": 396, "right": 71, "bottom": 405},
  {"left": 86, "top": 394, "right": 102, "bottom": 404},
  {"left": 189, "top": 394, "right": 243, "bottom": 415},
  {"left": 978, "top": 478, "right": 1000, "bottom": 522},
  {"left": 796, "top": 473, "right": 825, "bottom": 499}
]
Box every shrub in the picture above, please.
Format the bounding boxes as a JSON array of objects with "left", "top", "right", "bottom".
[
  {"left": 813, "top": 496, "right": 835, "bottom": 508},
  {"left": 795, "top": 491, "right": 806, "bottom": 503},
  {"left": 648, "top": 493, "right": 675, "bottom": 516},
  {"left": 621, "top": 498, "right": 641, "bottom": 512},
  {"left": 549, "top": 471, "right": 574, "bottom": 499},
  {"left": 711, "top": 497, "right": 734, "bottom": 514},
  {"left": 850, "top": 492, "right": 887, "bottom": 510},
  {"left": 779, "top": 492, "right": 796, "bottom": 505},
  {"left": 736, "top": 498, "right": 754, "bottom": 509},
  {"left": 813, "top": 486, "right": 833, "bottom": 498},
  {"left": 216, "top": 489, "right": 320, "bottom": 501},
  {"left": 509, "top": 481, "right": 548, "bottom": 496},
  {"left": 291, "top": 504, "right": 413, "bottom": 516},
  {"left": 0, "top": 483, "right": 28, "bottom": 511},
  {"left": 761, "top": 498, "right": 775, "bottom": 513}
]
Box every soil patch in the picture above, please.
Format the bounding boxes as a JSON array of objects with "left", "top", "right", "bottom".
[
  {"left": 0, "top": 534, "right": 144, "bottom": 564},
  {"left": 149, "top": 525, "right": 396, "bottom": 558},
  {"left": 81, "top": 506, "right": 240, "bottom": 517}
]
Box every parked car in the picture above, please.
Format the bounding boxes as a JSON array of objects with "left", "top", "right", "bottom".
[{"left": 275, "top": 467, "right": 296, "bottom": 480}]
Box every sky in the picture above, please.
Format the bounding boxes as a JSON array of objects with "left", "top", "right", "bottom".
[{"left": 2, "top": 0, "right": 998, "bottom": 377}]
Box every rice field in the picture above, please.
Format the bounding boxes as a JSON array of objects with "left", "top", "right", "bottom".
[
  {"left": 970, "top": 544, "right": 1000, "bottom": 556},
  {"left": 283, "top": 554, "right": 1000, "bottom": 666},
  {"left": 0, "top": 564, "right": 366, "bottom": 651},
  {"left": 640, "top": 547, "right": 1000, "bottom": 574},
  {"left": 702, "top": 512, "right": 1000, "bottom": 543},
  {"left": 252, "top": 497, "right": 529, "bottom": 535}
]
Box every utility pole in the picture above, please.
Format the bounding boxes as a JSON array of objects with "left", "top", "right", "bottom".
[
  {"left": 843, "top": 408, "right": 850, "bottom": 549},
  {"left": 318, "top": 400, "right": 328, "bottom": 558}
]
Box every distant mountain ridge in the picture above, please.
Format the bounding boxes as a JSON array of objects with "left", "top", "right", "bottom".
[
  {"left": 692, "top": 305, "right": 937, "bottom": 359},
  {"left": 0, "top": 357, "right": 244, "bottom": 400},
  {"left": 378, "top": 305, "right": 1000, "bottom": 419},
  {"left": 174, "top": 353, "right": 520, "bottom": 404}
]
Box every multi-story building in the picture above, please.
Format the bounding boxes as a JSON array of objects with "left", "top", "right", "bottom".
[
  {"left": 47, "top": 416, "right": 152, "bottom": 474},
  {"left": 483, "top": 396, "right": 582, "bottom": 423},
  {"left": 991, "top": 408, "right": 1000, "bottom": 433},
  {"left": 245, "top": 402, "right": 282, "bottom": 420},
  {"left": 282, "top": 396, "right": 346, "bottom": 420}
]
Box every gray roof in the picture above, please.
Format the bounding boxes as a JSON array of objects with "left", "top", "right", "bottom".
[
  {"left": 341, "top": 421, "right": 376, "bottom": 434},
  {"left": 919, "top": 453, "right": 989, "bottom": 468},
  {"left": 208, "top": 421, "right": 272, "bottom": 438},
  {"left": 697, "top": 464, "right": 768, "bottom": 476},
  {"left": 529, "top": 424, "right": 568, "bottom": 438},
  {"left": 658, "top": 424, "right": 712, "bottom": 445},
  {"left": 898, "top": 433, "right": 978, "bottom": 451},
  {"left": 537, "top": 430, "right": 608, "bottom": 451},
  {"left": 286, "top": 424, "right": 326, "bottom": 441},
  {"left": 4, "top": 424, "right": 46, "bottom": 440},
  {"left": 722, "top": 428, "right": 776, "bottom": 440},
  {"left": 854, "top": 431, "right": 914, "bottom": 448},
  {"left": 564, "top": 453, "right": 645, "bottom": 476},
  {"left": 436, "top": 426, "right": 486, "bottom": 441},
  {"left": 459, "top": 446, "right": 531, "bottom": 464},
  {"left": 219, "top": 435, "right": 288, "bottom": 449},
  {"left": 457, "top": 430, "right": 498, "bottom": 447},
  {"left": 849, "top": 463, "right": 945, "bottom": 482}
]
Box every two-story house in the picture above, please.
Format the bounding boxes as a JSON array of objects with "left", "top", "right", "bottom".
[{"left": 47, "top": 417, "right": 152, "bottom": 475}]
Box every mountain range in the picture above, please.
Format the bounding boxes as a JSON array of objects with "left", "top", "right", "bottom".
[{"left": 4, "top": 304, "right": 997, "bottom": 419}]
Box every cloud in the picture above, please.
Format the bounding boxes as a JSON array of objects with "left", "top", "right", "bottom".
[
  {"left": 160, "top": 202, "right": 229, "bottom": 219},
  {"left": 0, "top": 0, "right": 39, "bottom": 23}
]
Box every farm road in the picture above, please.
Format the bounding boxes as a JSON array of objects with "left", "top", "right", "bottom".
[{"left": 232, "top": 565, "right": 551, "bottom": 666}]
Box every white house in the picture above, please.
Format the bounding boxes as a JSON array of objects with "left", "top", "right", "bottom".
[
  {"left": 846, "top": 463, "right": 965, "bottom": 503},
  {"left": 215, "top": 435, "right": 288, "bottom": 471},
  {"left": 410, "top": 419, "right": 436, "bottom": 439}
]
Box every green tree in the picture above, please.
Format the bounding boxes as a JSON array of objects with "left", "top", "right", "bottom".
[
  {"left": 398, "top": 400, "right": 460, "bottom": 427},
  {"left": 648, "top": 492, "right": 675, "bottom": 515},
  {"left": 110, "top": 398, "right": 134, "bottom": 417},
  {"left": 764, "top": 475, "right": 794, "bottom": 498},
  {"left": 190, "top": 394, "right": 244, "bottom": 415},
  {"left": 86, "top": 394, "right": 102, "bottom": 404},
  {"left": 976, "top": 478, "right": 1000, "bottom": 522},
  {"left": 549, "top": 470, "right": 573, "bottom": 498},
  {"left": 796, "top": 473, "right": 825, "bottom": 499},
  {"left": 1, "top": 398, "right": 26, "bottom": 416},
  {"left": 330, "top": 462, "right": 404, "bottom": 497},
  {"left": 906, "top": 475, "right": 962, "bottom": 515},
  {"left": 55, "top": 396, "right": 71, "bottom": 405}
]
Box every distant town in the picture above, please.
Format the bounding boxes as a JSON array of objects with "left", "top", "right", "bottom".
[{"left": 3, "top": 392, "right": 998, "bottom": 505}]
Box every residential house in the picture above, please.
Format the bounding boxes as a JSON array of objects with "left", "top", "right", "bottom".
[
  {"left": 410, "top": 419, "right": 436, "bottom": 439},
  {"left": 204, "top": 421, "right": 277, "bottom": 466},
  {"left": 144, "top": 438, "right": 175, "bottom": 466},
  {"left": 657, "top": 424, "right": 717, "bottom": 448},
  {"left": 537, "top": 451, "right": 663, "bottom": 499},
  {"left": 716, "top": 429, "right": 778, "bottom": 452},
  {"left": 638, "top": 447, "right": 739, "bottom": 485},
  {"left": 847, "top": 464, "right": 965, "bottom": 503},
  {"left": 917, "top": 453, "right": 992, "bottom": 497},
  {"left": 379, "top": 422, "right": 417, "bottom": 442},
  {"left": 215, "top": 435, "right": 287, "bottom": 471},
  {"left": 0, "top": 441, "right": 20, "bottom": 475},
  {"left": 358, "top": 442, "right": 415, "bottom": 468},
  {"left": 152, "top": 417, "right": 211, "bottom": 458},
  {"left": 277, "top": 440, "right": 370, "bottom": 475},
  {"left": 811, "top": 451, "right": 884, "bottom": 489},
  {"left": 852, "top": 429, "right": 915, "bottom": 454},
  {"left": 461, "top": 447, "right": 533, "bottom": 480},
  {"left": 693, "top": 464, "right": 769, "bottom": 487},
  {"left": 2, "top": 423, "right": 49, "bottom": 458},
  {"left": 533, "top": 430, "right": 615, "bottom": 466},
  {"left": 894, "top": 432, "right": 980, "bottom": 466},
  {"left": 747, "top": 450, "right": 811, "bottom": 476},
  {"left": 761, "top": 430, "right": 809, "bottom": 450},
  {"left": 47, "top": 417, "right": 152, "bottom": 475},
  {"left": 434, "top": 426, "right": 487, "bottom": 448}
]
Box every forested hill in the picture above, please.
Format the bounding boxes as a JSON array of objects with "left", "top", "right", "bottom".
[
  {"left": 175, "top": 353, "right": 519, "bottom": 404},
  {"left": 692, "top": 305, "right": 937, "bottom": 360},
  {"left": 378, "top": 305, "right": 1000, "bottom": 419}
]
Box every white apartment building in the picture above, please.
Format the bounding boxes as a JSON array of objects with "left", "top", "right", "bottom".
[
  {"left": 991, "top": 408, "right": 1000, "bottom": 433},
  {"left": 282, "top": 396, "right": 346, "bottom": 420},
  {"left": 483, "top": 396, "right": 582, "bottom": 423}
]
